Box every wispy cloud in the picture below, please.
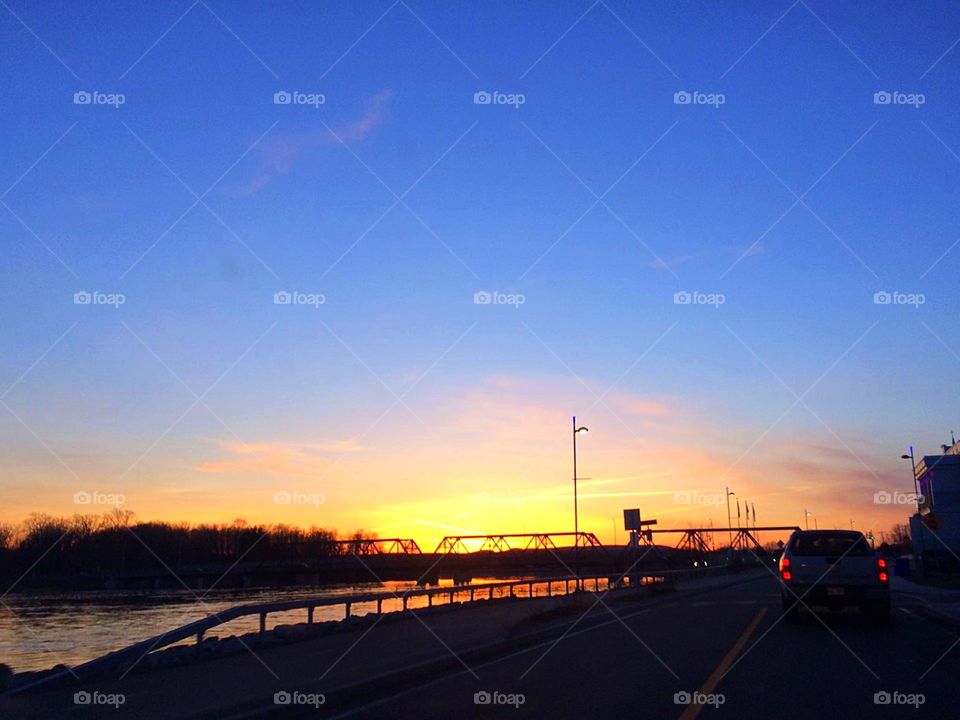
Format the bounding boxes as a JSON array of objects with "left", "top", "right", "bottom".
[
  {"left": 197, "top": 439, "right": 364, "bottom": 475},
  {"left": 241, "top": 89, "right": 395, "bottom": 194}
]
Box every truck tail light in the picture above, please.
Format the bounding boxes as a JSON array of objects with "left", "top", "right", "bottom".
[
  {"left": 877, "top": 557, "right": 888, "bottom": 583},
  {"left": 780, "top": 556, "right": 791, "bottom": 582}
]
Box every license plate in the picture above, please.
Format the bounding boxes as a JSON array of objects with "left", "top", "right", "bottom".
[{"left": 827, "top": 587, "right": 844, "bottom": 596}]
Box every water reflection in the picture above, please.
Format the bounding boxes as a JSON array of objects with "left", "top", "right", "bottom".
[{"left": 0, "top": 577, "right": 526, "bottom": 672}]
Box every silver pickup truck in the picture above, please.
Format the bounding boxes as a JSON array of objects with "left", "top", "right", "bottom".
[{"left": 779, "top": 530, "right": 890, "bottom": 621}]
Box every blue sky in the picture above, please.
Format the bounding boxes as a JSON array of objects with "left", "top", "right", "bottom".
[{"left": 1, "top": 1, "right": 959, "bottom": 542}]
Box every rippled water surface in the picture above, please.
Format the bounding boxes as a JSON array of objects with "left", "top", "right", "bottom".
[{"left": 1, "top": 578, "right": 530, "bottom": 673}]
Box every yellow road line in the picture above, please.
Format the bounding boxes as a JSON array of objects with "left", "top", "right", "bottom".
[{"left": 678, "top": 607, "right": 768, "bottom": 720}]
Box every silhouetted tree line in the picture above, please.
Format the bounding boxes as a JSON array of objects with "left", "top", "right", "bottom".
[{"left": 0, "top": 510, "right": 374, "bottom": 587}]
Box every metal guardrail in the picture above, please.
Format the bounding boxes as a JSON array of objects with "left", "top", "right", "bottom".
[{"left": 12, "top": 565, "right": 727, "bottom": 693}]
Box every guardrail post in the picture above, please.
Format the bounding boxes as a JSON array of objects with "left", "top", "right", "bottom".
[
  {"left": 259, "top": 613, "right": 266, "bottom": 635},
  {"left": 547, "top": 582, "right": 552, "bottom": 597},
  {"left": 307, "top": 607, "right": 314, "bottom": 625},
  {"left": 509, "top": 585, "right": 514, "bottom": 598},
  {"left": 528, "top": 582, "right": 533, "bottom": 597},
  {"left": 196, "top": 630, "right": 204, "bottom": 646},
  {"left": 489, "top": 587, "right": 494, "bottom": 600},
  {"left": 377, "top": 599, "right": 383, "bottom": 615},
  {"left": 449, "top": 590, "right": 454, "bottom": 605},
  {"left": 469, "top": 588, "right": 475, "bottom": 602},
  {"left": 403, "top": 596, "right": 408, "bottom": 611},
  {"left": 428, "top": 594, "right": 433, "bottom": 607},
  {"left": 345, "top": 602, "right": 351, "bottom": 619}
]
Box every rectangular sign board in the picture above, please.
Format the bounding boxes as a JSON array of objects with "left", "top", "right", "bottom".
[{"left": 623, "top": 508, "right": 641, "bottom": 531}]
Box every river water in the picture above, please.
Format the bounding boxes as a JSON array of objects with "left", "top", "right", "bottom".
[{"left": 0, "top": 578, "right": 529, "bottom": 673}]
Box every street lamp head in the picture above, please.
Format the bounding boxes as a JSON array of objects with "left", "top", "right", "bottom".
[
  {"left": 575, "top": 426, "right": 589, "bottom": 434},
  {"left": 901, "top": 454, "right": 911, "bottom": 460}
]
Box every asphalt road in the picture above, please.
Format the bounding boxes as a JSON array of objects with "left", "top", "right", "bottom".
[{"left": 331, "top": 574, "right": 958, "bottom": 720}]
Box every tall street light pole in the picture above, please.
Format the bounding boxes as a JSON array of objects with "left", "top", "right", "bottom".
[
  {"left": 572, "top": 416, "right": 588, "bottom": 587},
  {"left": 901, "top": 446, "right": 919, "bottom": 511},
  {"left": 725, "top": 487, "right": 735, "bottom": 548},
  {"left": 902, "top": 445, "right": 925, "bottom": 568}
]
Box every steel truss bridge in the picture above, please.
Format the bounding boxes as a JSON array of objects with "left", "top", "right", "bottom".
[
  {"left": 434, "top": 532, "right": 605, "bottom": 555},
  {"left": 649, "top": 526, "right": 801, "bottom": 554},
  {"left": 323, "top": 527, "right": 799, "bottom": 557},
  {"left": 330, "top": 538, "right": 422, "bottom": 555}
]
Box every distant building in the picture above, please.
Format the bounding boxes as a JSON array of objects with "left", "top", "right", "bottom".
[{"left": 911, "top": 437, "right": 960, "bottom": 568}]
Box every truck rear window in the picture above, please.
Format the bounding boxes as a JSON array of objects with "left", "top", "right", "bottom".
[{"left": 790, "top": 533, "right": 873, "bottom": 557}]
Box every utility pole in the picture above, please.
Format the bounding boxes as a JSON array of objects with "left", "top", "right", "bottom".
[
  {"left": 572, "top": 417, "right": 588, "bottom": 589},
  {"left": 725, "top": 487, "right": 735, "bottom": 548}
]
